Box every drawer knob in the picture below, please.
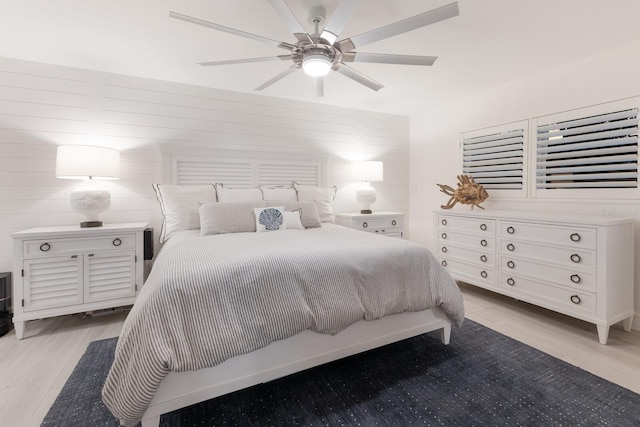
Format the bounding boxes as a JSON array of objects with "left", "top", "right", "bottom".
[
  {"left": 507, "top": 226, "right": 515, "bottom": 234},
  {"left": 441, "top": 260, "right": 448, "bottom": 267},
  {"left": 441, "top": 219, "right": 447, "bottom": 226},
  {"left": 362, "top": 222, "right": 368, "bottom": 229},
  {"left": 570, "top": 274, "right": 582, "bottom": 284},
  {"left": 39, "top": 242, "right": 51, "bottom": 252},
  {"left": 480, "top": 239, "right": 488, "bottom": 247},
  {"left": 112, "top": 238, "right": 122, "bottom": 247},
  {"left": 480, "top": 254, "right": 487, "bottom": 263},
  {"left": 507, "top": 260, "right": 515, "bottom": 269},
  {"left": 570, "top": 233, "right": 581, "bottom": 242},
  {"left": 507, "top": 277, "right": 515, "bottom": 286},
  {"left": 441, "top": 232, "right": 447, "bottom": 240},
  {"left": 480, "top": 223, "right": 487, "bottom": 231},
  {"left": 570, "top": 254, "right": 581, "bottom": 263},
  {"left": 391, "top": 220, "right": 397, "bottom": 226},
  {"left": 480, "top": 270, "right": 488, "bottom": 279},
  {"left": 442, "top": 246, "right": 448, "bottom": 253},
  {"left": 507, "top": 243, "right": 515, "bottom": 252},
  {"left": 570, "top": 295, "right": 581, "bottom": 305}
]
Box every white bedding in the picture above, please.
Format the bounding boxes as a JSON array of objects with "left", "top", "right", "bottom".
[{"left": 102, "top": 224, "right": 464, "bottom": 426}]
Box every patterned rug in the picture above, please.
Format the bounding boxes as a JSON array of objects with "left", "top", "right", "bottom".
[{"left": 42, "top": 319, "right": 640, "bottom": 426}]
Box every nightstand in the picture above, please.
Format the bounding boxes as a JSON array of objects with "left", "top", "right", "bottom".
[
  {"left": 11, "top": 222, "right": 148, "bottom": 339},
  {"left": 334, "top": 212, "right": 404, "bottom": 238}
]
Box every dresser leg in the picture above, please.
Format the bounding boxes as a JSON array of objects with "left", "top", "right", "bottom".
[
  {"left": 14, "top": 320, "right": 25, "bottom": 340},
  {"left": 622, "top": 316, "right": 634, "bottom": 332},
  {"left": 596, "top": 325, "right": 609, "bottom": 345}
]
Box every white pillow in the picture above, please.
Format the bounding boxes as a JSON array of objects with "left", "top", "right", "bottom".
[
  {"left": 216, "top": 183, "right": 263, "bottom": 202},
  {"left": 259, "top": 185, "right": 297, "bottom": 201},
  {"left": 153, "top": 184, "right": 217, "bottom": 243},
  {"left": 254, "top": 206, "right": 286, "bottom": 232},
  {"left": 284, "top": 210, "right": 305, "bottom": 230},
  {"left": 292, "top": 182, "right": 337, "bottom": 223},
  {"left": 200, "top": 201, "right": 266, "bottom": 235}
]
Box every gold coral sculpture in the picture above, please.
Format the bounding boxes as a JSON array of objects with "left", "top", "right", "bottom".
[{"left": 437, "top": 175, "right": 489, "bottom": 210}]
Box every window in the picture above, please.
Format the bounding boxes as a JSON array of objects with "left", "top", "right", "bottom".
[{"left": 461, "top": 121, "right": 527, "bottom": 198}]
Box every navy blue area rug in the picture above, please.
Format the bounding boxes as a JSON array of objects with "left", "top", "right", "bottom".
[{"left": 42, "top": 319, "right": 639, "bottom": 426}]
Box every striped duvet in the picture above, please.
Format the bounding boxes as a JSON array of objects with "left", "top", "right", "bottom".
[{"left": 102, "top": 224, "right": 464, "bottom": 426}]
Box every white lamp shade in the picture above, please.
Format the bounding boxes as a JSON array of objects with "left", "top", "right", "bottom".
[
  {"left": 56, "top": 145, "right": 120, "bottom": 180},
  {"left": 302, "top": 54, "right": 332, "bottom": 77},
  {"left": 352, "top": 161, "right": 383, "bottom": 182}
]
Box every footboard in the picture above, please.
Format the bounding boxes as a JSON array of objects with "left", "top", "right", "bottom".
[{"left": 140, "top": 308, "right": 451, "bottom": 427}]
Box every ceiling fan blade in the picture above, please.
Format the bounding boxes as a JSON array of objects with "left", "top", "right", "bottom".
[
  {"left": 341, "top": 52, "right": 437, "bottom": 66},
  {"left": 267, "top": 0, "right": 313, "bottom": 43},
  {"left": 170, "top": 11, "right": 296, "bottom": 51},
  {"left": 333, "top": 63, "right": 384, "bottom": 92},
  {"left": 320, "top": 0, "right": 362, "bottom": 45},
  {"left": 342, "top": 1, "right": 459, "bottom": 49},
  {"left": 198, "top": 56, "right": 291, "bottom": 67},
  {"left": 254, "top": 65, "right": 298, "bottom": 91},
  {"left": 313, "top": 77, "right": 324, "bottom": 98}
]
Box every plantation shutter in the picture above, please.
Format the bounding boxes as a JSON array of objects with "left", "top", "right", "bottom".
[
  {"left": 461, "top": 121, "right": 527, "bottom": 198},
  {"left": 535, "top": 107, "right": 639, "bottom": 193}
]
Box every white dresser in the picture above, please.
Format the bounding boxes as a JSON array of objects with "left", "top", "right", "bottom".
[
  {"left": 335, "top": 212, "right": 404, "bottom": 238},
  {"left": 435, "top": 210, "right": 635, "bottom": 344},
  {"left": 11, "top": 223, "right": 148, "bottom": 339}
]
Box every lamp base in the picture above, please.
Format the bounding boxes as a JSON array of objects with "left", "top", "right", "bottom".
[
  {"left": 360, "top": 209, "right": 372, "bottom": 214},
  {"left": 80, "top": 221, "right": 103, "bottom": 228}
]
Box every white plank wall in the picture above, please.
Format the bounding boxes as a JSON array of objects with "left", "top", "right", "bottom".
[{"left": 0, "top": 57, "right": 410, "bottom": 272}]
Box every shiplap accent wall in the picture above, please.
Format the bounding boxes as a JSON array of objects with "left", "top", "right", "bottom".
[{"left": 0, "top": 57, "right": 409, "bottom": 272}]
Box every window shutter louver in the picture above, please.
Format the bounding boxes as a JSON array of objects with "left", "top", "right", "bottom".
[{"left": 535, "top": 108, "right": 639, "bottom": 191}]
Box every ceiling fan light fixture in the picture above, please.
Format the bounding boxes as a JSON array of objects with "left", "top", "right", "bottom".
[{"left": 302, "top": 54, "right": 332, "bottom": 77}]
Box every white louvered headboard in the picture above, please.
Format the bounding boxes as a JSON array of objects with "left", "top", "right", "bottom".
[{"left": 167, "top": 154, "right": 327, "bottom": 187}]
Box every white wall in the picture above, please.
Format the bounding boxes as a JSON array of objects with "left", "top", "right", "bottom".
[
  {"left": 410, "top": 39, "right": 640, "bottom": 330},
  {"left": 0, "top": 57, "right": 410, "bottom": 274}
]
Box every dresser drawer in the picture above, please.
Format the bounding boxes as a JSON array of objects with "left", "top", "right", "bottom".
[
  {"left": 23, "top": 234, "right": 136, "bottom": 258},
  {"left": 499, "top": 221, "right": 596, "bottom": 249},
  {"left": 439, "top": 257, "right": 495, "bottom": 287},
  {"left": 500, "top": 256, "right": 596, "bottom": 292},
  {"left": 499, "top": 273, "right": 596, "bottom": 318},
  {"left": 438, "top": 244, "right": 494, "bottom": 267},
  {"left": 500, "top": 240, "right": 596, "bottom": 269},
  {"left": 438, "top": 230, "right": 495, "bottom": 251},
  {"left": 438, "top": 216, "right": 495, "bottom": 234}
]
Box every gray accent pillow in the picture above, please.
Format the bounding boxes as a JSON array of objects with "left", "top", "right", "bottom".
[
  {"left": 199, "top": 201, "right": 266, "bottom": 235},
  {"left": 279, "top": 201, "right": 322, "bottom": 229}
]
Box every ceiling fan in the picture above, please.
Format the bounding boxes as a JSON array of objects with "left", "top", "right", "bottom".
[{"left": 170, "top": 0, "right": 459, "bottom": 97}]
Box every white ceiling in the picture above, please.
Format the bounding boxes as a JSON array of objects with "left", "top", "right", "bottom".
[{"left": 3, "top": 0, "right": 640, "bottom": 115}]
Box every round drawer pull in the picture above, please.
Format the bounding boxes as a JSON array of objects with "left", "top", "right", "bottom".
[
  {"left": 570, "top": 233, "right": 581, "bottom": 242},
  {"left": 362, "top": 222, "right": 368, "bottom": 229},
  {"left": 112, "top": 238, "right": 122, "bottom": 247},
  {"left": 507, "top": 226, "right": 515, "bottom": 234},
  {"left": 441, "top": 232, "right": 447, "bottom": 240},
  {"left": 570, "top": 295, "right": 581, "bottom": 305},
  {"left": 570, "top": 254, "right": 581, "bottom": 263},
  {"left": 441, "top": 219, "right": 447, "bottom": 226},
  {"left": 480, "top": 271, "right": 488, "bottom": 279},
  {"left": 570, "top": 274, "right": 582, "bottom": 284},
  {"left": 39, "top": 243, "right": 51, "bottom": 252},
  {"left": 480, "top": 223, "right": 487, "bottom": 231},
  {"left": 507, "top": 243, "right": 515, "bottom": 252},
  {"left": 441, "top": 260, "right": 448, "bottom": 267},
  {"left": 507, "top": 277, "right": 515, "bottom": 286},
  {"left": 480, "top": 254, "right": 487, "bottom": 263},
  {"left": 507, "top": 260, "right": 515, "bottom": 269},
  {"left": 442, "top": 246, "right": 448, "bottom": 253},
  {"left": 391, "top": 220, "right": 397, "bottom": 226},
  {"left": 480, "top": 239, "right": 488, "bottom": 247}
]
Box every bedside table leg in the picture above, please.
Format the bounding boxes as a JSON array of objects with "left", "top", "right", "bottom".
[
  {"left": 596, "top": 324, "right": 610, "bottom": 345},
  {"left": 14, "top": 320, "right": 25, "bottom": 340}
]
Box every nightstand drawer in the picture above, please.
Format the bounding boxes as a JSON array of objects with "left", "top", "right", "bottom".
[
  {"left": 352, "top": 217, "right": 402, "bottom": 232},
  {"left": 334, "top": 212, "right": 405, "bottom": 239},
  {"left": 23, "top": 235, "right": 136, "bottom": 258}
]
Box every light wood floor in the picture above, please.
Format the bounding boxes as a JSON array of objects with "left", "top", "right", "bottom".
[{"left": 1, "top": 285, "right": 639, "bottom": 427}]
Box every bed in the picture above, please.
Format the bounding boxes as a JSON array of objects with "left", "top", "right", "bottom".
[{"left": 101, "top": 176, "right": 465, "bottom": 426}]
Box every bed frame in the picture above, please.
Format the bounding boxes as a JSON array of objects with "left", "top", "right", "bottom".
[{"left": 140, "top": 307, "right": 451, "bottom": 426}]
